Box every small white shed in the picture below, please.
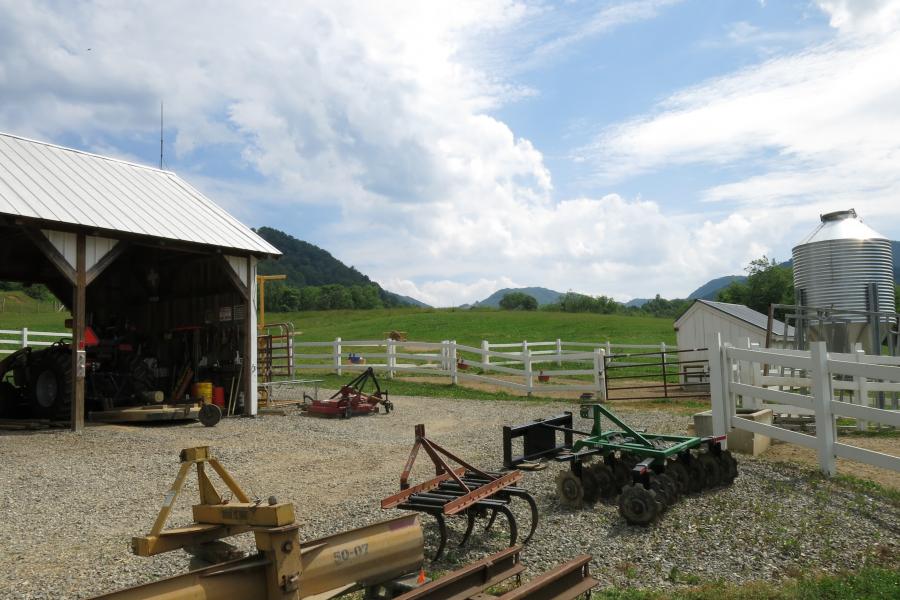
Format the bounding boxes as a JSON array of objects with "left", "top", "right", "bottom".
[{"left": 674, "top": 300, "right": 793, "bottom": 381}]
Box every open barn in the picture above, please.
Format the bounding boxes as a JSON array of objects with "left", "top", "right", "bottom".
[{"left": 0, "top": 132, "right": 280, "bottom": 429}]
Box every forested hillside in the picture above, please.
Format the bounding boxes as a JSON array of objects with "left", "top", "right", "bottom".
[{"left": 254, "top": 227, "right": 424, "bottom": 310}]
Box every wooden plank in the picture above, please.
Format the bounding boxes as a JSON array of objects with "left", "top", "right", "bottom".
[
  {"left": 23, "top": 227, "right": 76, "bottom": 284},
  {"left": 71, "top": 232, "right": 85, "bottom": 432},
  {"left": 85, "top": 241, "right": 127, "bottom": 286}
]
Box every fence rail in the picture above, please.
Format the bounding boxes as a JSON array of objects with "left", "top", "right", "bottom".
[
  {"left": 294, "top": 338, "right": 707, "bottom": 398},
  {"left": 0, "top": 327, "right": 71, "bottom": 355},
  {"left": 709, "top": 334, "right": 900, "bottom": 476}
]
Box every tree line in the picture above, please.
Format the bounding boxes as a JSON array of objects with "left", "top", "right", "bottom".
[
  {"left": 264, "top": 283, "right": 397, "bottom": 311},
  {"left": 499, "top": 256, "right": 799, "bottom": 319}
]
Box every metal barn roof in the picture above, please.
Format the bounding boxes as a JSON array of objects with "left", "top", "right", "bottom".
[
  {"left": 679, "top": 299, "right": 794, "bottom": 335},
  {"left": 0, "top": 132, "right": 280, "bottom": 256}
]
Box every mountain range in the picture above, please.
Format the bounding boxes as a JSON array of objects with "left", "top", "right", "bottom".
[
  {"left": 256, "top": 229, "right": 899, "bottom": 309},
  {"left": 469, "top": 287, "right": 563, "bottom": 308}
]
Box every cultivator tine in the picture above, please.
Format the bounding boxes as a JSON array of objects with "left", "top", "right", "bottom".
[
  {"left": 484, "top": 508, "right": 499, "bottom": 532},
  {"left": 432, "top": 512, "right": 448, "bottom": 560},
  {"left": 496, "top": 504, "right": 518, "bottom": 548},
  {"left": 518, "top": 491, "right": 539, "bottom": 544},
  {"left": 459, "top": 512, "right": 477, "bottom": 547}
]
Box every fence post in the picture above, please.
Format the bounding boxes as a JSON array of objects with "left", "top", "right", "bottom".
[
  {"left": 707, "top": 333, "right": 729, "bottom": 443},
  {"left": 810, "top": 342, "right": 836, "bottom": 476},
  {"left": 594, "top": 348, "right": 606, "bottom": 401},
  {"left": 524, "top": 347, "right": 533, "bottom": 396},
  {"left": 660, "top": 342, "right": 668, "bottom": 399},
  {"left": 335, "top": 337, "right": 342, "bottom": 377},
  {"left": 450, "top": 340, "right": 458, "bottom": 385},
  {"left": 749, "top": 341, "right": 762, "bottom": 409},
  {"left": 21, "top": 327, "right": 28, "bottom": 349},
  {"left": 387, "top": 338, "right": 396, "bottom": 379},
  {"left": 556, "top": 338, "right": 562, "bottom": 366},
  {"left": 482, "top": 340, "right": 490, "bottom": 370},
  {"left": 854, "top": 345, "right": 868, "bottom": 431},
  {"left": 605, "top": 340, "right": 612, "bottom": 357}
]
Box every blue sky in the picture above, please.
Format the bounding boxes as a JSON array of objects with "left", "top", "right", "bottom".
[{"left": 1, "top": 1, "right": 899, "bottom": 306}]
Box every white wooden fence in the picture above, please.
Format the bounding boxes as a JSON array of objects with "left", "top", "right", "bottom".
[
  {"left": 709, "top": 333, "right": 900, "bottom": 476},
  {"left": 294, "top": 338, "right": 610, "bottom": 396},
  {"left": 0, "top": 327, "right": 71, "bottom": 355}
]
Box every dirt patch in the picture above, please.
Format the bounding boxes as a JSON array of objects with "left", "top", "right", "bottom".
[{"left": 760, "top": 434, "right": 900, "bottom": 491}]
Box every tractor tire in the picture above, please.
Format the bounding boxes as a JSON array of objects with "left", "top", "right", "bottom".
[
  {"left": 29, "top": 349, "right": 72, "bottom": 420},
  {"left": 0, "top": 381, "right": 23, "bottom": 418}
]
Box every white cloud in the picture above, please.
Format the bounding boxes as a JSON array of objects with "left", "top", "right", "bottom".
[
  {"left": 817, "top": 0, "right": 900, "bottom": 33},
  {"left": 4, "top": 1, "right": 889, "bottom": 307},
  {"left": 575, "top": 0, "right": 900, "bottom": 264}
]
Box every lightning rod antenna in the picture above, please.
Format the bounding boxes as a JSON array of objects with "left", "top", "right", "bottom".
[{"left": 159, "top": 101, "right": 164, "bottom": 169}]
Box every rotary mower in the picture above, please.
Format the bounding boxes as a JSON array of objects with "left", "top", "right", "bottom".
[
  {"left": 305, "top": 367, "right": 393, "bottom": 418},
  {"left": 503, "top": 404, "right": 737, "bottom": 525}
]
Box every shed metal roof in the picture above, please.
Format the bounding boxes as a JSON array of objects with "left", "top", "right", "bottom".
[
  {"left": 0, "top": 132, "right": 280, "bottom": 256},
  {"left": 680, "top": 299, "right": 794, "bottom": 335}
]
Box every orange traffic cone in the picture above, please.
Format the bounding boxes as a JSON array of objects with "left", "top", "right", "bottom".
[{"left": 417, "top": 568, "right": 426, "bottom": 585}]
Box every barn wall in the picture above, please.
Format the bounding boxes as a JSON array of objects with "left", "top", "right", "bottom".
[{"left": 676, "top": 305, "right": 766, "bottom": 381}]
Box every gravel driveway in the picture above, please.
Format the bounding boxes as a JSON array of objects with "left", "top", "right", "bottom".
[{"left": 1, "top": 393, "right": 897, "bottom": 599}]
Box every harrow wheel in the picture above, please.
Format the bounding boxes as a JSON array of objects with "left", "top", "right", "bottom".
[
  {"left": 618, "top": 483, "right": 663, "bottom": 526},
  {"left": 666, "top": 460, "right": 690, "bottom": 495},
  {"left": 686, "top": 459, "right": 706, "bottom": 494},
  {"left": 588, "top": 463, "right": 618, "bottom": 500},
  {"left": 556, "top": 469, "right": 585, "bottom": 508},
  {"left": 612, "top": 459, "right": 632, "bottom": 489},
  {"left": 697, "top": 452, "right": 723, "bottom": 489},
  {"left": 649, "top": 473, "right": 678, "bottom": 508},
  {"left": 718, "top": 450, "right": 738, "bottom": 485},
  {"left": 580, "top": 464, "right": 601, "bottom": 503}
]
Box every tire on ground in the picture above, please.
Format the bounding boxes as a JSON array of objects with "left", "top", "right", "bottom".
[{"left": 28, "top": 349, "right": 72, "bottom": 420}]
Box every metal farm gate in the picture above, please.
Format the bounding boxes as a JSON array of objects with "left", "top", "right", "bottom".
[{"left": 603, "top": 347, "right": 710, "bottom": 401}]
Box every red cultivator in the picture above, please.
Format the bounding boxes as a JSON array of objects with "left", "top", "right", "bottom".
[
  {"left": 381, "top": 424, "right": 537, "bottom": 560},
  {"left": 306, "top": 367, "right": 393, "bottom": 418}
]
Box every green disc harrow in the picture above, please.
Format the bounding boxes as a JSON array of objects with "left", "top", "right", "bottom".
[{"left": 504, "top": 404, "right": 737, "bottom": 525}]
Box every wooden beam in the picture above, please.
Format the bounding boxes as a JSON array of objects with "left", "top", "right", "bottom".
[
  {"left": 219, "top": 255, "right": 249, "bottom": 300},
  {"left": 71, "top": 233, "right": 86, "bottom": 432},
  {"left": 244, "top": 257, "right": 253, "bottom": 417},
  {"left": 22, "top": 227, "right": 76, "bottom": 284},
  {"left": 85, "top": 241, "right": 128, "bottom": 286}
]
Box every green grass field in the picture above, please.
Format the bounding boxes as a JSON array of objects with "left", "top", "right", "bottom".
[{"left": 269, "top": 308, "right": 676, "bottom": 345}]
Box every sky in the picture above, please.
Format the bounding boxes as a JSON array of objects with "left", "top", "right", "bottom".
[{"left": 1, "top": 0, "right": 899, "bottom": 307}]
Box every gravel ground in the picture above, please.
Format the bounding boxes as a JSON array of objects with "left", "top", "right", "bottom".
[{"left": 1, "top": 393, "right": 898, "bottom": 599}]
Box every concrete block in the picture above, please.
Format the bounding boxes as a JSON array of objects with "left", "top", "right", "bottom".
[{"left": 692, "top": 408, "right": 773, "bottom": 456}]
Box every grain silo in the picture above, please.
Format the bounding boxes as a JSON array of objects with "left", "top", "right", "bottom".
[{"left": 792, "top": 209, "right": 895, "bottom": 353}]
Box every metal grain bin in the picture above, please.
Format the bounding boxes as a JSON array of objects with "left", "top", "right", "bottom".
[{"left": 792, "top": 209, "right": 895, "bottom": 352}]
